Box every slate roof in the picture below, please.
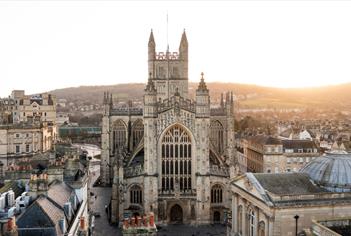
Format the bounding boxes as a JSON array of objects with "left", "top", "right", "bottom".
[
  {"left": 17, "top": 196, "right": 65, "bottom": 236},
  {"left": 0, "top": 181, "right": 24, "bottom": 198},
  {"left": 248, "top": 135, "right": 282, "bottom": 145},
  {"left": 282, "top": 139, "right": 317, "bottom": 150},
  {"left": 47, "top": 181, "right": 73, "bottom": 208},
  {"left": 253, "top": 173, "right": 327, "bottom": 195}
]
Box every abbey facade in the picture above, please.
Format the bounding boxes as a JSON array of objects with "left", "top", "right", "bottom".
[{"left": 101, "top": 30, "right": 236, "bottom": 225}]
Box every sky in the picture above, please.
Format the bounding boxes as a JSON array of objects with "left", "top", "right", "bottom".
[{"left": 1, "top": 1, "right": 351, "bottom": 96}]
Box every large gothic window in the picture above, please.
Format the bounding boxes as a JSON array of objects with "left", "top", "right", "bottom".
[
  {"left": 130, "top": 185, "right": 142, "bottom": 204},
  {"left": 211, "top": 184, "right": 223, "bottom": 203},
  {"left": 161, "top": 125, "right": 192, "bottom": 192},
  {"left": 210, "top": 120, "right": 224, "bottom": 154},
  {"left": 112, "top": 120, "right": 126, "bottom": 154},
  {"left": 132, "top": 119, "right": 144, "bottom": 149}
]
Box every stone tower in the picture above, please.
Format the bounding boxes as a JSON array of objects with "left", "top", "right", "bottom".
[
  {"left": 101, "top": 92, "right": 112, "bottom": 185},
  {"left": 143, "top": 75, "right": 159, "bottom": 215},
  {"left": 148, "top": 30, "right": 189, "bottom": 101},
  {"left": 194, "top": 73, "right": 211, "bottom": 224}
]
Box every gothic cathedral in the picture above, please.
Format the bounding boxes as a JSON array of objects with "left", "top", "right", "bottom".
[{"left": 101, "top": 30, "right": 236, "bottom": 225}]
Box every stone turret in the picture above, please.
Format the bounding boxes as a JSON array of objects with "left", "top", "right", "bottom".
[
  {"left": 179, "top": 30, "right": 188, "bottom": 61},
  {"left": 143, "top": 74, "right": 158, "bottom": 118},
  {"left": 103, "top": 92, "right": 111, "bottom": 116},
  {"left": 195, "top": 72, "right": 210, "bottom": 118},
  {"left": 148, "top": 30, "right": 156, "bottom": 62},
  {"left": 101, "top": 91, "right": 112, "bottom": 185}
]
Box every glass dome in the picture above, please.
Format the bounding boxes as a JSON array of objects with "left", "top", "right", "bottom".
[{"left": 300, "top": 151, "right": 351, "bottom": 192}]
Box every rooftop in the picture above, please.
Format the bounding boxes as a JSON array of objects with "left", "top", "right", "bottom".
[
  {"left": 300, "top": 152, "right": 351, "bottom": 192},
  {"left": 253, "top": 173, "right": 327, "bottom": 195}
]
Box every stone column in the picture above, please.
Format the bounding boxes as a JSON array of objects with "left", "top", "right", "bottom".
[
  {"left": 268, "top": 216, "right": 274, "bottom": 236},
  {"left": 232, "top": 194, "right": 238, "bottom": 233}
]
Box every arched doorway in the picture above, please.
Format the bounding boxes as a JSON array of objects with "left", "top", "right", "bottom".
[
  {"left": 213, "top": 211, "right": 221, "bottom": 223},
  {"left": 170, "top": 204, "right": 183, "bottom": 224}
]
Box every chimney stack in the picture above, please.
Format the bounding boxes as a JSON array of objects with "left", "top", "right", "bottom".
[{"left": 4, "top": 216, "right": 18, "bottom": 236}]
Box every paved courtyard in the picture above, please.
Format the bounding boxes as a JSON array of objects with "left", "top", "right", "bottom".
[{"left": 157, "top": 224, "right": 226, "bottom": 236}]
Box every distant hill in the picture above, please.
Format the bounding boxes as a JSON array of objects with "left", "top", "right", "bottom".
[{"left": 49, "top": 82, "right": 351, "bottom": 110}]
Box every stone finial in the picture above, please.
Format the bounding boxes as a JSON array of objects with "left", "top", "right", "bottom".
[
  {"left": 197, "top": 72, "right": 208, "bottom": 92},
  {"left": 220, "top": 93, "right": 224, "bottom": 107},
  {"left": 148, "top": 29, "right": 155, "bottom": 46},
  {"left": 145, "top": 73, "right": 156, "bottom": 93},
  {"left": 174, "top": 87, "right": 180, "bottom": 96}
]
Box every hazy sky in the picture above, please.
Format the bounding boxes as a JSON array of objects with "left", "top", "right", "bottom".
[{"left": 1, "top": 1, "right": 351, "bottom": 96}]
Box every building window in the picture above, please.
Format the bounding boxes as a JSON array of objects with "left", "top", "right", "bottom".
[
  {"left": 26, "top": 144, "right": 29, "bottom": 153},
  {"left": 267, "top": 169, "right": 271, "bottom": 173},
  {"left": 287, "top": 158, "right": 291, "bottom": 164},
  {"left": 112, "top": 120, "right": 126, "bottom": 154},
  {"left": 299, "top": 157, "right": 303, "bottom": 163},
  {"left": 15, "top": 134, "right": 20, "bottom": 138},
  {"left": 274, "top": 167, "right": 279, "bottom": 173},
  {"left": 210, "top": 120, "right": 224, "bottom": 154},
  {"left": 238, "top": 206, "right": 243, "bottom": 234},
  {"left": 161, "top": 125, "right": 192, "bottom": 192},
  {"left": 129, "top": 185, "right": 142, "bottom": 204},
  {"left": 15, "top": 145, "right": 20, "bottom": 154},
  {"left": 211, "top": 184, "right": 223, "bottom": 203},
  {"left": 131, "top": 119, "right": 144, "bottom": 149},
  {"left": 249, "top": 209, "right": 256, "bottom": 236},
  {"left": 306, "top": 157, "right": 310, "bottom": 163}
]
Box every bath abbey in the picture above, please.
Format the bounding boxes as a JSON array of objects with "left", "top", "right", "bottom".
[{"left": 100, "top": 30, "right": 236, "bottom": 225}]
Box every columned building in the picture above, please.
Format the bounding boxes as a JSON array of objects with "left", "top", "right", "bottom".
[
  {"left": 230, "top": 152, "right": 351, "bottom": 236},
  {"left": 100, "top": 30, "right": 237, "bottom": 225}
]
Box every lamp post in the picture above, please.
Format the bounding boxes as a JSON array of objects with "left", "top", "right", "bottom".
[{"left": 294, "top": 215, "right": 299, "bottom": 236}]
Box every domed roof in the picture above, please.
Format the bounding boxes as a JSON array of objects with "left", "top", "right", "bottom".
[{"left": 300, "top": 151, "right": 351, "bottom": 192}]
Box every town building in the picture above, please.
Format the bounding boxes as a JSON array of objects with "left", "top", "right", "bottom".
[
  {"left": 0, "top": 90, "right": 56, "bottom": 124},
  {"left": 0, "top": 122, "right": 55, "bottom": 167},
  {"left": 244, "top": 135, "right": 319, "bottom": 174},
  {"left": 101, "top": 30, "right": 236, "bottom": 225},
  {"left": 15, "top": 154, "right": 89, "bottom": 236},
  {"left": 245, "top": 135, "right": 283, "bottom": 173},
  {"left": 229, "top": 152, "right": 351, "bottom": 236},
  {"left": 0, "top": 90, "right": 57, "bottom": 174}
]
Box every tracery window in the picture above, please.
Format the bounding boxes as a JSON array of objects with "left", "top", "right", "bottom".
[
  {"left": 161, "top": 125, "right": 192, "bottom": 192},
  {"left": 112, "top": 120, "right": 126, "bottom": 154},
  {"left": 249, "top": 209, "right": 256, "bottom": 236},
  {"left": 132, "top": 119, "right": 144, "bottom": 149},
  {"left": 211, "top": 184, "right": 223, "bottom": 203},
  {"left": 210, "top": 120, "right": 224, "bottom": 154},
  {"left": 130, "top": 185, "right": 142, "bottom": 204}
]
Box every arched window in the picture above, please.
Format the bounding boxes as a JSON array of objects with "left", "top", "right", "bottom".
[
  {"left": 131, "top": 119, "right": 144, "bottom": 149},
  {"left": 211, "top": 184, "right": 223, "bottom": 203},
  {"left": 258, "top": 221, "right": 266, "bottom": 236},
  {"left": 161, "top": 125, "right": 192, "bottom": 192},
  {"left": 238, "top": 205, "right": 243, "bottom": 234},
  {"left": 130, "top": 185, "right": 142, "bottom": 204},
  {"left": 112, "top": 120, "right": 126, "bottom": 153},
  {"left": 249, "top": 209, "right": 256, "bottom": 236},
  {"left": 210, "top": 120, "right": 224, "bottom": 154}
]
